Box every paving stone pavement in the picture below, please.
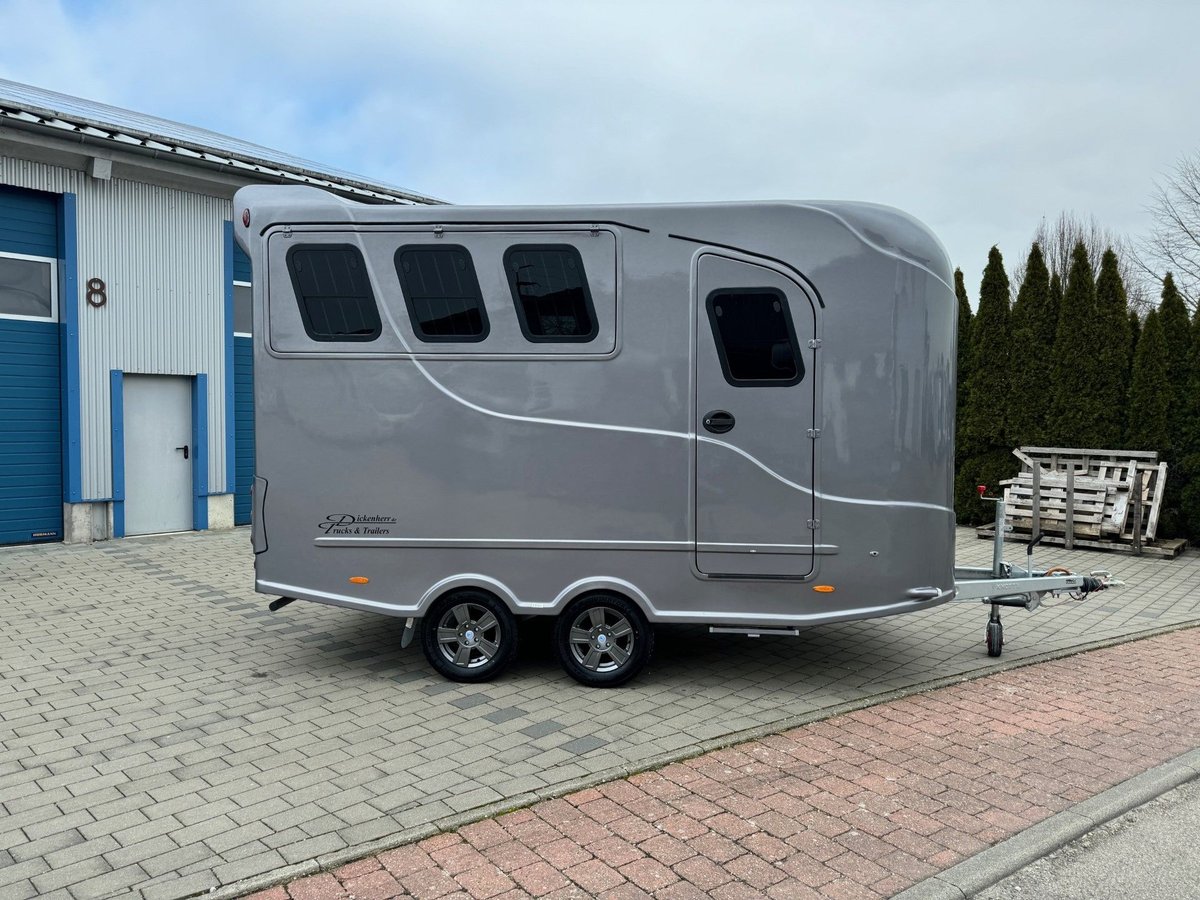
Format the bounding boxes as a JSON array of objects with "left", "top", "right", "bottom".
[
  {"left": 1, "top": 528, "right": 1198, "bottom": 899},
  {"left": 248, "top": 626, "right": 1200, "bottom": 900}
]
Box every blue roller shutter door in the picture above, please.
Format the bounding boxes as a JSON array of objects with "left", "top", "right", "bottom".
[
  {"left": 0, "top": 185, "right": 62, "bottom": 545},
  {"left": 233, "top": 244, "right": 254, "bottom": 525}
]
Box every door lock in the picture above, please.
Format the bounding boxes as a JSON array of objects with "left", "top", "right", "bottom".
[
  {"left": 175, "top": 445, "right": 189, "bottom": 460},
  {"left": 703, "top": 410, "right": 735, "bottom": 434}
]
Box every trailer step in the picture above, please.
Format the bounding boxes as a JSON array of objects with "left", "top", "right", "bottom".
[{"left": 709, "top": 626, "right": 800, "bottom": 638}]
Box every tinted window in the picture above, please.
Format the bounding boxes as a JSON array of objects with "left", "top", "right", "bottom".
[
  {"left": 395, "top": 245, "right": 489, "bottom": 342},
  {"left": 706, "top": 289, "right": 804, "bottom": 386},
  {"left": 286, "top": 245, "right": 380, "bottom": 341},
  {"left": 233, "top": 283, "right": 252, "bottom": 335},
  {"left": 505, "top": 245, "right": 597, "bottom": 342},
  {"left": 0, "top": 255, "right": 53, "bottom": 320}
]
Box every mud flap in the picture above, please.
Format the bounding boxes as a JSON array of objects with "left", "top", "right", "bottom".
[{"left": 400, "top": 617, "right": 417, "bottom": 649}]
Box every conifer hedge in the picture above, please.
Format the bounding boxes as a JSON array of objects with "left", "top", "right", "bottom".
[{"left": 948, "top": 236, "right": 1198, "bottom": 543}]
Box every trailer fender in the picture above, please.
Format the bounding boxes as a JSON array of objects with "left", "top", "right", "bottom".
[
  {"left": 418, "top": 574, "right": 520, "bottom": 616},
  {"left": 552, "top": 577, "right": 655, "bottom": 621}
]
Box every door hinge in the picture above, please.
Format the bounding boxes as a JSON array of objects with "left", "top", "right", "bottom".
[
  {"left": 807, "top": 518, "right": 821, "bottom": 529},
  {"left": 807, "top": 428, "right": 821, "bottom": 439},
  {"left": 433, "top": 224, "right": 444, "bottom": 238},
  {"left": 808, "top": 338, "right": 822, "bottom": 349},
  {"left": 590, "top": 223, "right": 601, "bottom": 235},
  {"left": 282, "top": 224, "right": 292, "bottom": 238}
]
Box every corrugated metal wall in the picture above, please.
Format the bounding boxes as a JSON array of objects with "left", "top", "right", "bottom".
[{"left": 0, "top": 156, "right": 231, "bottom": 498}]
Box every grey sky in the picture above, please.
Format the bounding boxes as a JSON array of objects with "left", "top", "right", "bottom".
[{"left": 2, "top": 0, "right": 1197, "bottom": 302}]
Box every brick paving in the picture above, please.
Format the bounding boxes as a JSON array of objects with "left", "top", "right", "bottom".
[
  {"left": 250, "top": 627, "right": 1200, "bottom": 900},
  {"left": 1, "top": 528, "right": 1198, "bottom": 898}
]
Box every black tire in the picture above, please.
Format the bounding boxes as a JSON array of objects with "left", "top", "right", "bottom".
[
  {"left": 421, "top": 590, "right": 517, "bottom": 683},
  {"left": 986, "top": 620, "right": 1003, "bottom": 658},
  {"left": 554, "top": 593, "right": 654, "bottom": 688}
]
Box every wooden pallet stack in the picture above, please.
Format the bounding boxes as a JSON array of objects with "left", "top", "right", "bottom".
[{"left": 975, "top": 446, "right": 1186, "bottom": 558}]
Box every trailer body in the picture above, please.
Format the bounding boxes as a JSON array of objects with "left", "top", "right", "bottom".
[{"left": 233, "top": 187, "right": 959, "bottom": 682}]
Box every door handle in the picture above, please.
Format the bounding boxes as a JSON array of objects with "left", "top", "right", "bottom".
[
  {"left": 175, "top": 445, "right": 189, "bottom": 460},
  {"left": 702, "top": 410, "right": 735, "bottom": 434}
]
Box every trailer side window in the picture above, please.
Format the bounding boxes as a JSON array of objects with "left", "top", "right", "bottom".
[
  {"left": 504, "top": 245, "right": 598, "bottom": 342},
  {"left": 395, "top": 245, "right": 489, "bottom": 342},
  {"left": 706, "top": 289, "right": 804, "bottom": 386},
  {"left": 286, "top": 245, "right": 381, "bottom": 342}
]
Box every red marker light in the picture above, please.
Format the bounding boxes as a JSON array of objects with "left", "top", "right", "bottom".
[{"left": 242, "top": 208, "right": 250, "bottom": 228}]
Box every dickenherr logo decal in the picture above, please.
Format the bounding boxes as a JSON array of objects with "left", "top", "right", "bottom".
[{"left": 319, "top": 514, "right": 397, "bottom": 535}]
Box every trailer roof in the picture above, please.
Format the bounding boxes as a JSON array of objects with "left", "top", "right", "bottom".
[{"left": 234, "top": 185, "right": 952, "bottom": 287}]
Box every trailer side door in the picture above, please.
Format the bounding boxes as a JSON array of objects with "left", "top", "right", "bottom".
[{"left": 694, "top": 253, "right": 817, "bottom": 577}]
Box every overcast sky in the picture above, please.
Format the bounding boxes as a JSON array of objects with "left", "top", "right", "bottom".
[{"left": 2, "top": 0, "right": 1197, "bottom": 301}]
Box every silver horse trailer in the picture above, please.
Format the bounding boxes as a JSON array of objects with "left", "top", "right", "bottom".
[{"left": 233, "top": 186, "right": 1111, "bottom": 686}]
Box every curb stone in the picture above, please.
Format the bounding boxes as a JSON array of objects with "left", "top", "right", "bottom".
[{"left": 893, "top": 747, "right": 1200, "bottom": 900}]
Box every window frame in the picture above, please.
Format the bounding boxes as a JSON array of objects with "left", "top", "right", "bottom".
[
  {"left": 504, "top": 243, "right": 599, "bottom": 344},
  {"left": 704, "top": 286, "right": 805, "bottom": 387},
  {"left": 394, "top": 243, "right": 490, "bottom": 344},
  {"left": 0, "top": 250, "right": 58, "bottom": 323},
  {"left": 285, "top": 243, "right": 382, "bottom": 343}
]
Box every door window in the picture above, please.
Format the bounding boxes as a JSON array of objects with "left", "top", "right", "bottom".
[
  {"left": 705, "top": 288, "right": 803, "bottom": 386},
  {"left": 0, "top": 253, "right": 55, "bottom": 321}
]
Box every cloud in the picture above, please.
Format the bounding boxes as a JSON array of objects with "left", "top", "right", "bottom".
[{"left": 3, "top": 0, "right": 1199, "bottom": 289}]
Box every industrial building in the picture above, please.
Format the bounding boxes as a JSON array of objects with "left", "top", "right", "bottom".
[{"left": 0, "top": 78, "right": 437, "bottom": 545}]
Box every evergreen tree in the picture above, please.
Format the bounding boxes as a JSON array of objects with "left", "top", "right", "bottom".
[
  {"left": 1045, "top": 272, "right": 1064, "bottom": 446},
  {"left": 1048, "top": 274, "right": 1064, "bottom": 351},
  {"left": 954, "top": 268, "right": 972, "bottom": 493},
  {"left": 1180, "top": 305, "right": 1200, "bottom": 539},
  {"left": 1126, "top": 310, "right": 1170, "bottom": 453},
  {"left": 1154, "top": 274, "right": 1191, "bottom": 536},
  {"left": 1128, "top": 310, "right": 1141, "bottom": 374},
  {"left": 955, "top": 267, "right": 972, "bottom": 421},
  {"left": 1090, "top": 249, "right": 1133, "bottom": 447},
  {"left": 955, "top": 247, "right": 1015, "bottom": 523},
  {"left": 1049, "top": 242, "right": 1103, "bottom": 446},
  {"left": 1183, "top": 305, "right": 1200, "bottom": 459},
  {"left": 962, "top": 248, "right": 1012, "bottom": 452},
  {"left": 1008, "top": 243, "right": 1054, "bottom": 445},
  {"left": 1157, "top": 273, "right": 1191, "bottom": 442},
  {"left": 1048, "top": 271, "right": 1064, "bottom": 316}
]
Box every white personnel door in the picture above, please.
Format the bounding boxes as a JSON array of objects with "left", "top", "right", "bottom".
[{"left": 124, "top": 375, "right": 193, "bottom": 535}]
